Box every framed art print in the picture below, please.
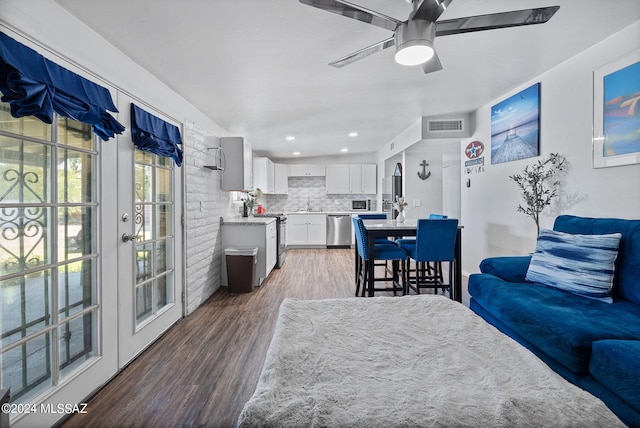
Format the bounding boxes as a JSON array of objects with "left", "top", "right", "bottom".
[
  {"left": 491, "top": 83, "right": 540, "bottom": 165},
  {"left": 593, "top": 49, "right": 640, "bottom": 168}
]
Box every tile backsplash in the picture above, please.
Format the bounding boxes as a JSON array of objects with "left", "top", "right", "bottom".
[{"left": 265, "top": 177, "right": 376, "bottom": 213}]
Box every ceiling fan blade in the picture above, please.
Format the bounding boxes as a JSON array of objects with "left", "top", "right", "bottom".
[
  {"left": 413, "top": 0, "right": 454, "bottom": 22},
  {"left": 299, "top": 0, "right": 401, "bottom": 32},
  {"left": 421, "top": 51, "right": 443, "bottom": 74},
  {"left": 329, "top": 37, "right": 395, "bottom": 68},
  {"left": 435, "top": 6, "right": 560, "bottom": 37}
]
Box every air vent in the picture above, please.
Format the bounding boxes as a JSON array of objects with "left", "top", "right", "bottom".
[{"left": 428, "top": 119, "right": 464, "bottom": 132}]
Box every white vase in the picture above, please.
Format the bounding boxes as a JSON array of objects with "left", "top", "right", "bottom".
[{"left": 396, "top": 211, "right": 405, "bottom": 223}]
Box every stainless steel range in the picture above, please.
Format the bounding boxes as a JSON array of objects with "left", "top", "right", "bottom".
[{"left": 253, "top": 213, "right": 286, "bottom": 268}]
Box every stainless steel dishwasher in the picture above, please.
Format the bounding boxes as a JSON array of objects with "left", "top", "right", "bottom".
[{"left": 326, "top": 214, "right": 352, "bottom": 247}]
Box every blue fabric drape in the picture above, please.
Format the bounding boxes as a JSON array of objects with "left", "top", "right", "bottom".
[
  {"left": 0, "top": 32, "right": 124, "bottom": 141},
  {"left": 130, "top": 103, "right": 183, "bottom": 166}
]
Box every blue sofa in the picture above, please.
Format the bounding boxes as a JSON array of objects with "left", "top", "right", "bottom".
[{"left": 468, "top": 215, "right": 640, "bottom": 427}]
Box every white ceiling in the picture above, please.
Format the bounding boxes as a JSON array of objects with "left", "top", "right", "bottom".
[{"left": 56, "top": 0, "right": 640, "bottom": 159}]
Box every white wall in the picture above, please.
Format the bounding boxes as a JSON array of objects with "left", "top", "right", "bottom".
[
  {"left": 376, "top": 119, "right": 422, "bottom": 209},
  {"left": 460, "top": 20, "right": 640, "bottom": 276},
  {"left": 183, "top": 126, "right": 230, "bottom": 314},
  {"left": 404, "top": 139, "right": 460, "bottom": 219}
]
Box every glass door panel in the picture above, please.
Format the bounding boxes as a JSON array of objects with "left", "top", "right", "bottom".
[
  {"left": 133, "top": 153, "right": 174, "bottom": 326},
  {"left": 0, "top": 109, "right": 100, "bottom": 409},
  {"left": 116, "top": 93, "right": 182, "bottom": 367}
]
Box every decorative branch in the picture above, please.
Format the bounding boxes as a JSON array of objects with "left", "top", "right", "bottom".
[
  {"left": 393, "top": 195, "right": 408, "bottom": 213},
  {"left": 508, "top": 153, "right": 567, "bottom": 236}
]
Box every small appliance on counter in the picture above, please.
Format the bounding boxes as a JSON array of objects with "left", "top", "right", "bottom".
[{"left": 351, "top": 200, "right": 371, "bottom": 211}]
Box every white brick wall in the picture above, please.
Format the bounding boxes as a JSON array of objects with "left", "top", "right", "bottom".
[{"left": 183, "top": 121, "right": 228, "bottom": 315}]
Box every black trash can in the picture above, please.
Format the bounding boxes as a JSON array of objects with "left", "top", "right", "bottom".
[{"left": 225, "top": 247, "right": 257, "bottom": 293}]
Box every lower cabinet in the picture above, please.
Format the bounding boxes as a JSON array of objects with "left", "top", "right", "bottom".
[
  {"left": 221, "top": 220, "right": 277, "bottom": 286},
  {"left": 287, "top": 214, "right": 326, "bottom": 246}
]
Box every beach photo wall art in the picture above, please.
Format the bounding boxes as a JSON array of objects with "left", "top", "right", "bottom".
[
  {"left": 592, "top": 50, "right": 640, "bottom": 168},
  {"left": 593, "top": 49, "right": 640, "bottom": 168},
  {"left": 490, "top": 83, "right": 541, "bottom": 165}
]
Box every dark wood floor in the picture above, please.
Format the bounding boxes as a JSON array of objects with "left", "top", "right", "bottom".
[
  {"left": 60, "top": 248, "right": 382, "bottom": 428},
  {"left": 60, "top": 248, "right": 466, "bottom": 428}
]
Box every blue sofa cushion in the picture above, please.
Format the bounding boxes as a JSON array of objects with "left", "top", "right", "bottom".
[
  {"left": 526, "top": 229, "right": 621, "bottom": 303},
  {"left": 479, "top": 256, "right": 531, "bottom": 283},
  {"left": 468, "top": 273, "right": 640, "bottom": 374},
  {"left": 590, "top": 340, "right": 640, "bottom": 409},
  {"left": 554, "top": 215, "right": 640, "bottom": 305}
]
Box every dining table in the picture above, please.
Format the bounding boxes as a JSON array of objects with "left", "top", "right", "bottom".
[{"left": 360, "top": 219, "right": 463, "bottom": 302}]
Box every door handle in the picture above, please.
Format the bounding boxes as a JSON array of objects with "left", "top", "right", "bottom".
[{"left": 121, "top": 233, "right": 136, "bottom": 243}]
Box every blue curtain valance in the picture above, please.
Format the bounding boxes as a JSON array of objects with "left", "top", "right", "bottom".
[
  {"left": 0, "top": 32, "right": 124, "bottom": 141},
  {"left": 130, "top": 103, "right": 183, "bottom": 166}
]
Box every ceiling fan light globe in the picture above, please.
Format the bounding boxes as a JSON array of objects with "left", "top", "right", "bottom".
[
  {"left": 395, "top": 44, "right": 434, "bottom": 66},
  {"left": 394, "top": 19, "right": 436, "bottom": 66}
]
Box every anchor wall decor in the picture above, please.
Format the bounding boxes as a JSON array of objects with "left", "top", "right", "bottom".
[{"left": 417, "top": 160, "right": 431, "bottom": 181}]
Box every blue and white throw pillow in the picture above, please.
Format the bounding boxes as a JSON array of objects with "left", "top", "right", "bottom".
[{"left": 525, "top": 229, "right": 622, "bottom": 303}]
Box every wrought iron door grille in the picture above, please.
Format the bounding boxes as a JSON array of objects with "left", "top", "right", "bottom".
[{"left": 0, "top": 104, "right": 99, "bottom": 403}]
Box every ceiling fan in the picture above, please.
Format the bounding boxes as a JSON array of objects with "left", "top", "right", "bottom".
[{"left": 299, "top": 0, "right": 560, "bottom": 74}]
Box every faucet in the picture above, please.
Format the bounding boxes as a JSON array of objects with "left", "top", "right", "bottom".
[{"left": 306, "top": 198, "right": 312, "bottom": 212}]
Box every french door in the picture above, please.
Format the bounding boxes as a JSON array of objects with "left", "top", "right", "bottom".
[
  {"left": 116, "top": 94, "right": 183, "bottom": 367},
  {"left": 0, "top": 93, "right": 183, "bottom": 426},
  {"left": 0, "top": 103, "right": 118, "bottom": 427}
]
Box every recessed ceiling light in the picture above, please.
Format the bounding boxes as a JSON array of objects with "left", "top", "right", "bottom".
[
  {"left": 348, "top": 132, "right": 358, "bottom": 137},
  {"left": 341, "top": 148, "right": 349, "bottom": 152},
  {"left": 286, "top": 136, "right": 296, "bottom": 141},
  {"left": 293, "top": 151, "right": 300, "bottom": 156}
]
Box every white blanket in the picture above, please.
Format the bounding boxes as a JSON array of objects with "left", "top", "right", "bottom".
[{"left": 237, "top": 296, "right": 622, "bottom": 427}]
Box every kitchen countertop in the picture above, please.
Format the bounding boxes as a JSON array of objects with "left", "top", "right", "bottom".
[
  {"left": 286, "top": 211, "right": 388, "bottom": 215},
  {"left": 221, "top": 217, "right": 276, "bottom": 225}
]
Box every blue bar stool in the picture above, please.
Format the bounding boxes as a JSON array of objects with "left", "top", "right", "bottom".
[
  {"left": 356, "top": 213, "right": 395, "bottom": 282},
  {"left": 396, "top": 213, "right": 448, "bottom": 278},
  {"left": 398, "top": 218, "right": 458, "bottom": 298},
  {"left": 352, "top": 217, "right": 408, "bottom": 297}
]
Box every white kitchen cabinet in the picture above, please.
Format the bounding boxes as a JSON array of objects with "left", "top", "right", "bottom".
[
  {"left": 274, "top": 163, "right": 288, "bottom": 194},
  {"left": 306, "top": 214, "right": 327, "bottom": 245},
  {"left": 265, "top": 221, "right": 278, "bottom": 273},
  {"left": 349, "top": 165, "right": 363, "bottom": 194},
  {"left": 325, "top": 165, "right": 350, "bottom": 194},
  {"left": 361, "top": 164, "right": 377, "bottom": 194},
  {"left": 349, "top": 164, "right": 376, "bottom": 194},
  {"left": 287, "top": 216, "right": 308, "bottom": 246},
  {"left": 287, "top": 213, "right": 327, "bottom": 246},
  {"left": 253, "top": 157, "right": 275, "bottom": 194},
  {"left": 325, "top": 164, "right": 376, "bottom": 194},
  {"left": 221, "top": 219, "right": 277, "bottom": 286},
  {"left": 288, "top": 164, "right": 325, "bottom": 177},
  {"left": 221, "top": 137, "right": 253, "bottom": 191}
]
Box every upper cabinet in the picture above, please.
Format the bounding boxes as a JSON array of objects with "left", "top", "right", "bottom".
[
  {"left": 254, "top": 159, "right": 288, "bottom": 195},
  {"left": 361, "top": 164, "right": 377, "bottom": 194},
  {"left": 326, "top": 164, "right": 376, "bottom": 194},
  {"left": 221, "top": 137, "right": 253, "bottom": 191},
  {"left": 325, "top": 165, "right": 350, "bottom": 193},
  {"left": 351, "top": 164, "right": 376, "bottom": 194},
  {"left": 274, "top": 163, "right": 289, "bottom": 195},
  {"left": 253, "top": 157, "right": 275, "bottom": 194},
  {"left": 288, "top": 164, "right": 325, "bottom": 177}
]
